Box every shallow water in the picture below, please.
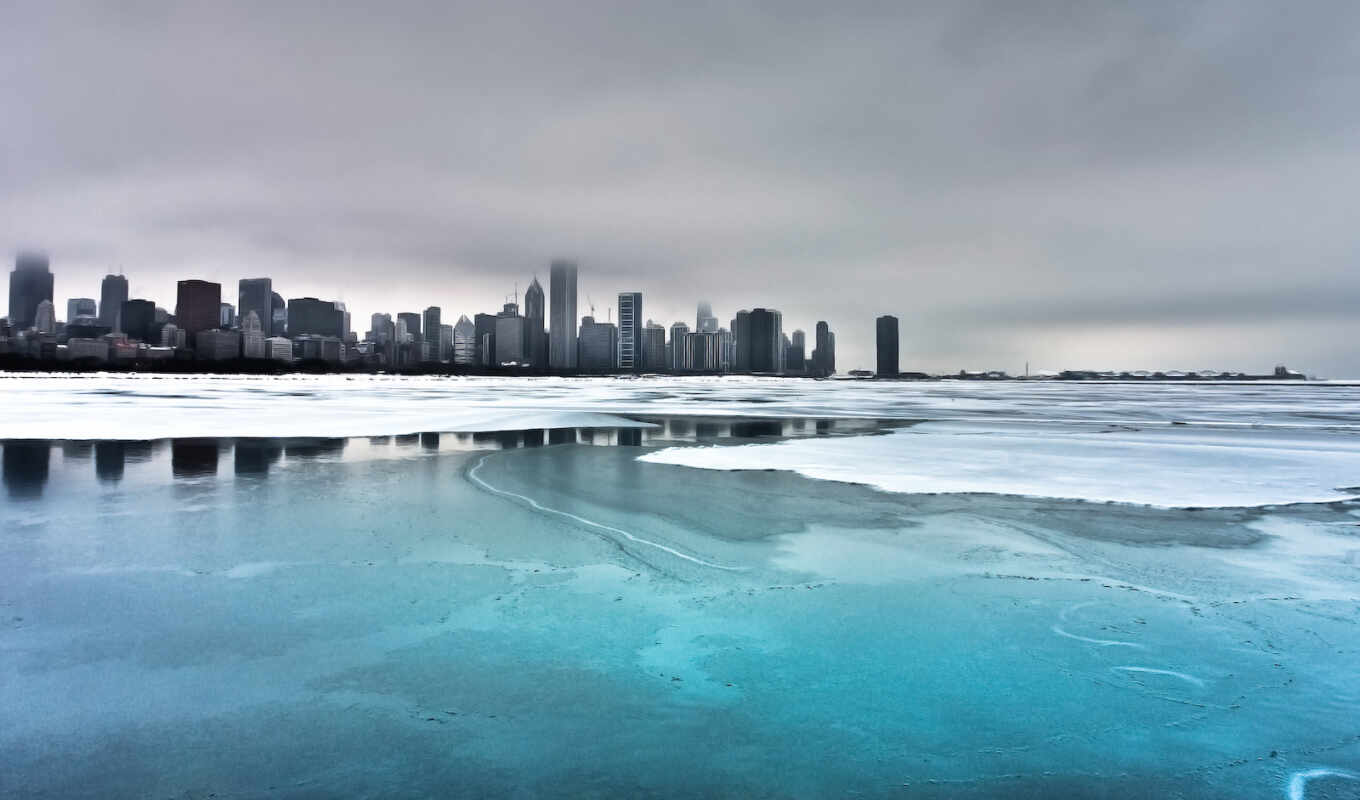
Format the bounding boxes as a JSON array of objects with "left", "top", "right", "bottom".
[{"left": 2, "top": 385, "right": 1360, "bottom": 798}]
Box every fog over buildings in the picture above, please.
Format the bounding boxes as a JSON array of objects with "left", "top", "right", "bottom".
[{"left": 2, "top": 2, "right": 1359, "bottom": 373}]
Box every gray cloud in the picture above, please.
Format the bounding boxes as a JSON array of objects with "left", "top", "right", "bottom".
[{"left": 2, "top": 0, "right": 1358, "bottom": 373}]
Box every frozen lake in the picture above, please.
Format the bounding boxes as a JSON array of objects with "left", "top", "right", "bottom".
[{"left": 2, "top": 376, "right": 1359, "bottom": 798}]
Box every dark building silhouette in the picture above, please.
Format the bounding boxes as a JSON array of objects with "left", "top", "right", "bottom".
[
  {"left": 94, "top": 441, "right": 126, "bottom": 482},
  {"left": 731, "top": 310, "right": 751, "bottom": 372},
  {"left": 8, "top": 252, "right": 54, "bottom": 330},
  {"left": 397, "top": 312, "right": 422, "bottom": 344},
  {"left": 99, "top": 274, "right": 128, "bottom": 331},
  {"left": 234, "top": 439, "right": 283, "bottom": 475},
  {"left": 696, "top": 301, "right": 719, "bottom": 333},
  {"left": 876, "top": 315, "right": 899, "bottom": 377},
  {"left": 175, "top": 280, "right": 222, "bottom": 337},
  {"left": 578, "top": 315, "right": 617, "bottom": 371},
  {"left": 238, "top": 278, "right": 273, "bottom": 338},
  {"left": 812, "top": 320, "right": 836, "bottom": 376},
  {"left": 422, "top": 306, "right": 441, "bottom": 362},
  {"left": 495, "top": 302, "right": 528, "bottom": 365},
  {"left": 270, "top": 292, "right": 286, "bottom": 334},
  {"left": 171, "top": 438, "right": 219, "bottom": 478},
  {"left": 3, "top": 440, "right": 50, "bottom": 499},
  {"left": 288, "top": 297, "right": 344, "bottom": 338},
  {"left": 548, "top": 260, "right": 577, "bottom": 370},
  {"left": 747, "top": 308, "right": 783, "bottom": 373},
  {"left": 121, "top": 299, "right": 158, "bottom": 342},
  {"left": 473, "top": 313, "right": 497, "bottom": 366},
  {"left": 617, "top": 292, "right": 642, "bottom": 371},
  {"left": 785, "top": 329, "right": 806, "bottom": 373},
  {"left": 524, "top": 278, "right": 546, "bottom": 368}
]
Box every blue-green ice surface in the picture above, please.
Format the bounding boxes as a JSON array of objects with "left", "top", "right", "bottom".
[{"left": 2, "top": 391, "right": 1359, "bottom": 798}]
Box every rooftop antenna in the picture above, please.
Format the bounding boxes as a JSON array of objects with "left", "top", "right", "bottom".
[{"left": 587, "top": 294, "right": 595, "bottom": 317}]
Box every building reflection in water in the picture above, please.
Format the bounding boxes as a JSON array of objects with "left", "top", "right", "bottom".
[
  {"left": 61, "top": 441, "right": 93, "bottom": 460},
  {"left": 95, "top": 441, "right": 127, "bottom": 482},
  {"left": 395, "top": 433, "right": 419, "bottom": 447},
  {"left": 235, "top": 439, "right": 284, "bottom": 475},
  {"left": 3, "top": 440, "right": 51, "bottom": 499},
  {"left": 284, "top": 438, "right": 347, "bottom": 461},
  {"left": 420, "top": 432, "right": 440, "bottom": 451},
  {"left": 171, "top": 438, "right": 219, "bottom": 479}
]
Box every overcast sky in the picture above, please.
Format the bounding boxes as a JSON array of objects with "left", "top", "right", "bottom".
[{"left": 3, "top": 1, "right": 1358, "bottom": 373}]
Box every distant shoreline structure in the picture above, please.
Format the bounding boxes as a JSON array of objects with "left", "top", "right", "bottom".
[{"left": 0, "top": 357, "right": 1313, "bottom": 381}]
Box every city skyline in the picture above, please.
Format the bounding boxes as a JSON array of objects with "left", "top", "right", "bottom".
[{"left": 3, "top": 3, "right": 1357, "bottom": 375}]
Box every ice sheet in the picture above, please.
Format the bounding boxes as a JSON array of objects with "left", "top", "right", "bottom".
[
  {"left": 2, "top": 373, "right": 1359, "bottom": 440},
  {"left": 638, "top": 421, "right": 1360, "bottom": 507}
]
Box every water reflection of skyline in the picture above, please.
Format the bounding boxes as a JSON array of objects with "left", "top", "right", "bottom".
[{"left": 2, "top": 416, "right": 888, "bottom": 498}]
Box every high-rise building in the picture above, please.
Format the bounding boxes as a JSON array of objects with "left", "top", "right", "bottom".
[
  {"left": 640, "top": 320, "right": 667, "bottom": 371},
  {"left": 696, "top": 301, "right": 719, "bottom": 333},
  {"left": 812, "top": 320, "right": 836, "bottom": 376},
  {"left": 241, "top": 311, "right": 266, "bottom": 358},
  {"left": 270, "top": 292, "right": 286, "bottom": 335},
  {"left": 121, "top": 299, "right": 158, "bottom": 342},
  {"left": 524, "top": 278, "right": 546, "bottom": 368},
  {"left": 397, "top": 312, "right": 421, "bottom": 344},
  {"left": 175, "top": 280, "right": 221, "bottom": 337},
  {"left": 238, "top": 278, "right": 273, "bottom": 338},
  {"left": 422, "top": 306, "right": 441, "bottom": 362},
  {"left": 439, "top": 323, "right": 453, "bottom": 362},
  {"left": 219, "top": 303, "right": 236, "bottom": 329},
  {"left": 876, "top": 315, "right": 899, "bottom": 377},
  {"left": 577, "top": 316, "right": 617, "bottom": 372},
  {"left": 453, "top": 315, "right": 476, "bottom": 365},
  {"left": 288, "top": 297, "right": 344, "bottom": 338},
  {"left": 746, "top": 308, "right": 783, "bottom": 373},
  {"left": 786, "top": 329, "right": 806, "bottom": 373},
  {"left": 99, "top": 274, "right": 128, "bottom": 331},
  {"left": 669, "top": 321, "right": 690, "bottom": 371},
  {"left": 495, "top": 302, "right": 527, "bottom": 365},
  {"left": 196, "top": 329, "right": 241, "bottom": 361},
  {"left": 67, "top": 298, "right": 96, "bottom": 321},
  {"left": 34, "top": 300, "right": 55, "bottom": 334},
  {"left": 8, "top": 252, "right": 53, "bottom": 330},
  {"left": 730, "top": 310, "right": 751, "bottom": 372},
  {"left": 548, "top": 260, "right": 578, "bottom": 370},
  {"left": 473, "top": 313, "right": 497, "bottom": 367},
  {"left": 687, "top": 331, "right": 724, "bottom": 372},
  {"left": 617, "top": 292, "right": 642, "bottom": 371}
]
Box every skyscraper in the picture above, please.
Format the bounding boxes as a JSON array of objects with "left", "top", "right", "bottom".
[
  {"left": 270, "top": 292, "right": 287, "bottom": 335},
  {"left": 577, "top": 316, "right": 617, "bottom": 372},
  {"left": 813, "top": 320, "right": 836, "bottom": 376},
  {"left": 238, "top": 278, "right": 273, "bottom": 338},
  {"left": 669, "top": 321, "right": 690, "bottom": 371},
  {"left": 640, "top": 320, "right": 667, "bottom": 371},
  {"left": 33, "top": 300, "right": 55, "bottom": 334},
  {"left": 731, "top": 310, "right": 751, "bottom": 372},
  {"left": 8, "top": 252, "right": 53, "bottom": 330},
  {"left": 617, "top": 292, "right": 642, "bottom": 371},
  {"left": 99, "top": 274, "right": 128, "bottom": 331},
  {"left": 696, "top": 301, "right": 718, "bottom": 333},
  {"left": 473, "top": 313, "right": 497, "bottom": 367},
  {"left": 747, "top": 308, "right": 783, "bottom": 373},
  {"left": 121, "top": 299, "right": 158, "bottom": 342},
  {"left": 786, "top": 329, "right": 806, "bottom": 373},
  {"left": 452, "top": 315, "right": 476, "bottom": 365},
  {"left": 876, "top": 315, "right": 899, "bottom": 377},
  {"left": 422, "top": 306, "right": 441, "bottom": 362},
  {"left": 524, "top": 278, "right": 546, "bottom": 368},
  {"left": 175, "top": 280, "right": 222, "bottom": 336},
  {"left": 548, "top": 260, "right": 578, "bottom": 370},
  {"left": 219, "top": 303, "right": 235, "bottom": 328},
  {"left": 287, "top": 297, "right": 344, "bottom": 337},
  {"left": 397, "top": 312, "right": 422, "bottom": 345},
  {"left": 495, "top": 302, "right": 528, "bottom": 365},
  {"left": 67, "top": 298, "right": 96, "bottom": 321}
]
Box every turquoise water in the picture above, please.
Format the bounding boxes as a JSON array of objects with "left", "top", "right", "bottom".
[{"left": 2, "top": 426, "right": 1359, "bottom": 798}]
